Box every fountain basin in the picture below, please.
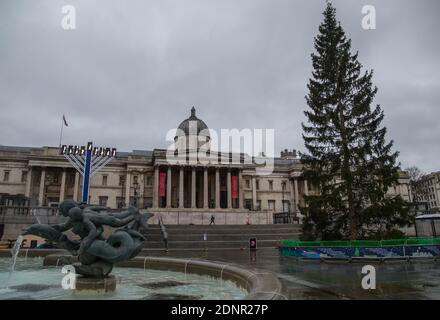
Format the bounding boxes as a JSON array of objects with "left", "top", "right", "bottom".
[
  {"left": 74, "top": 275, "right": 117, "bottom": 296},
  {"left": 0, "top": 250, "right": 284, "bottom": 300}
]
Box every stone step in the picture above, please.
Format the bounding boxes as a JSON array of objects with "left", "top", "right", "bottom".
[
  {"left": 144, "top": 232, "right": 300, "bottom": 241},
  {"left": 142, "top": 239, "right": 283, "bottom": 249},
  {"left": 145, "top": 225, "right": 301, "bottom": 234},
  {"left": 141, "top": 223, "right": 302, "bottom": 250},
  {"left": 147, "top": 224, "right": 301, "bottom": 230},
  {"left": 145, "top": 230, "right": 301, "bottom": 235}
]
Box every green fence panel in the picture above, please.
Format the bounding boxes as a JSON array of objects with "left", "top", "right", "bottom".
[
  {"left": 281, "top": 237, "right": 440, "bottom": 248},
  {"left": 350, "top": 240, "right": 381, "bottom": 247},
  {"left": 380, "top": 239, "right": 407, "bottom": 246}
]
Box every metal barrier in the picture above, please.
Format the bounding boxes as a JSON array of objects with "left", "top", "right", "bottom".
[
  {"left": 273, "top": 212, "right": 299, "bottom": 224},
  {"left": 158, "top": 216, "right": 169, "bottom": 250}
]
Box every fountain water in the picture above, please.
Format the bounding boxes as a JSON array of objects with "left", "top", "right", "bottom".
[{"left": 6, "top": 235, "right": 24, "bottom": 288}]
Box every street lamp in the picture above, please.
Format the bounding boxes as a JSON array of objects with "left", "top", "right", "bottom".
[{"left": 133, "top": 180, "right": 139, "bottom": 208}]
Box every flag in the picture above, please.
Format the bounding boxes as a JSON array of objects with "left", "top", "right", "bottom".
[
  {"left": 63, "top": 115, "right": 68, "bottom": 127},
  {"left": 159, "top": 172, "right": 167, "bottom": 197},
  {"left": 232, "top": 175, "right": 238, "bottom": 199}
]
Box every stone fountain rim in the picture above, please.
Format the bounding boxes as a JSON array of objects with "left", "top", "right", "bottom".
[{"left": 0, "top": 249, "right": 286, "bottom": 300}]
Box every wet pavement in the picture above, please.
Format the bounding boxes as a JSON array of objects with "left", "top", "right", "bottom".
[{"left": 139, "top": 248, "right": 440, "bottom": 300}]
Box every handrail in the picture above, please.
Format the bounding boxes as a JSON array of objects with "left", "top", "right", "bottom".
[{"left": 158, "top": 216, "right": 169, "bottom": 251}]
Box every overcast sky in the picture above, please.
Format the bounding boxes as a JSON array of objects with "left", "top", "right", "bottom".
[{"left": 0, "top": 0, "right": 439, "bottom": 173}]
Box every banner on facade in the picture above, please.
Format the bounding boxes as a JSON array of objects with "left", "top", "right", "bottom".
[
  {"left": 232, "top": 175, "right": 238, "bottom": 199},
  {"left": 159, "top": 172, "right": 166, "bottom": 197}
]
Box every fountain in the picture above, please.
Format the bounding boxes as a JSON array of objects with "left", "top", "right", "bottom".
[
  {"left": 21, "top": 200, "right": 153, "bottom": 294},
  {"left": 6, "top": 235, "right": 24, "bottom": 289},
  {"left": 0, "top": 200, "right": 268, "bottom": 300}
]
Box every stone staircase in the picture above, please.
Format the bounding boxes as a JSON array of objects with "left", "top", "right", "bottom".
[{"left": 141, "top": 224, "right": 302, "bottom": 250}]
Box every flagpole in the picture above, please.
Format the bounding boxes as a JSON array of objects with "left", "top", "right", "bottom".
[{"left": 59, "top": 116, "right": 64, "bottom": 147}]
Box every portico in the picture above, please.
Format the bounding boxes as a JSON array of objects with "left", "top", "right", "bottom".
[{"left": 152, "top": 164, "right": 245, "bottom": 210}]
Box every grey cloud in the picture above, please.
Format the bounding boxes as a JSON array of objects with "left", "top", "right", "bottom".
[{"left": 0, "top": 0, "right": 438, "bottom": 172}]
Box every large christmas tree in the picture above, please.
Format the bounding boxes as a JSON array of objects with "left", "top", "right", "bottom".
[{"left": 301, "top": 2, "right": 411, "bottom": 240}]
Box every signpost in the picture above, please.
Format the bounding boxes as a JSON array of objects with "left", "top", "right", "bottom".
[
  {"left": 249, "top": 237, "right": 257, "bottom": 250},
  {"left": 61, "top": 142, "right": 116, "bottom": 204}
]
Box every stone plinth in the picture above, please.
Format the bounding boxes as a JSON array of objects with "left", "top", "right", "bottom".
[{"left": 73, "top": 275, "right": 117, "bottom": 296}]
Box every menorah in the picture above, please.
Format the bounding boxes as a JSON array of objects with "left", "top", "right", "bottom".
[{"left": 60, "top": 142, "right": 117, "bottom": 204}]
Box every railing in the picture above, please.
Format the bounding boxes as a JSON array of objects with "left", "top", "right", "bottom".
[
  {"left": 0, "top": 206, "right": 59, "bottom": 216},
  {"left": 273, "top": 212, "right": 299, "bottom": 224},
  {"left": 158, "top": 216, "right": 169, "bottom": 250}
]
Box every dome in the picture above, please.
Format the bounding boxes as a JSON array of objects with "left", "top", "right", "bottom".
[
  {"left": 174, "top": 107, "right": 211, "bottom": 151},
  {"left": 175, "top": 107, "right": 210, "bottom": 138}
]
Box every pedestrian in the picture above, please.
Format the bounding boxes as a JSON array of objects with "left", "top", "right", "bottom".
[{"left": 209, "top": 215, "right": 215, "bottom": 225}]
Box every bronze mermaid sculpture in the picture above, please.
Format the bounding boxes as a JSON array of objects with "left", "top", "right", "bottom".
[{"left": 23, "top": 200, "right": 153, "bottom": 278}]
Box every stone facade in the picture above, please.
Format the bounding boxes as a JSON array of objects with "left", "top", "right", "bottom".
[
  {"left": 0, "top": 109, "right": 412, "bottom": 225},
  {"left": 413, "top": 171, "right": 440, "bottom": 210}
]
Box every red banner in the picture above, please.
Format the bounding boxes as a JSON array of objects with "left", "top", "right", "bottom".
[
  {"left": 159, "top": 172, "right": 166, "bottom": 197},
  {"left": 232, "top": 175, "right": 238, "bottom": 199}
]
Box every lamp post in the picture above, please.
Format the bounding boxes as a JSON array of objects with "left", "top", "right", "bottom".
[{"left": 133, "top": 180, "right": 139, "bottom": 208}]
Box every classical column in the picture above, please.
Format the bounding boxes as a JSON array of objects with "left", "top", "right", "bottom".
[
  {"left": 289, "top": 179, "right": 295, "bottom": 213},
  {"left": 191, "top": 168, "right": 196, "bottom": 208},
  {"left": 166, "top": 167, "right": 172, "bottom": 208},
  {"left": 38, "top": 167, "right": 46, "bottom": 206},
  {"left": 25, "top": 167, "right": 32, "bottom": 198},
  {"left": 238, "top": 170, "right": 244, "bottom": 209},
  {"left": 59, "top": 169, "right": 66, "bottom": 203},
  {"left": 215, "top": 168, "right": 220, "bottom": 209},
  {"left": 179, "top": 167, "right": 184, "bottom": 208},
  {"left": 125, "top": 171, "right": 131, "bottom": 207},
  {"left": 139, "top": 174, "right": 145, "bottom": 209},
  {"left": 304, "top": 179, "right": 309, "bottom": 196},
  {"left": 73, "top": 172, "right": 79, "bottom": 202},
  {"left": 227, "top": 169, "right": 232, "bottom": 209},
  {"left": 294, "top": 178, "right": 299, "bottom": 213},
  {"left": 203, "top": 168, "right": 208, "bottom": 209},
  {"left": 153, "top": 166, "right": 159, "bottom": 208},
  {"left": 252, "top": 176, "right": 257, "bottom": 211}
]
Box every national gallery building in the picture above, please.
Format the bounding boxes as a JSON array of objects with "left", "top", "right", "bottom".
[{"left": 0, "top": 108, "right": 412, "bottom": 224}]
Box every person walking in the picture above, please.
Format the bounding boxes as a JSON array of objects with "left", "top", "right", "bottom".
[{"left": 209, "top": 215, "right": 215, "bottom": 225}]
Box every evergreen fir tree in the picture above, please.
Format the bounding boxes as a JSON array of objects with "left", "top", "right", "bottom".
[{"left": 301, "top": 2, "right": 411, "bottom": 240}]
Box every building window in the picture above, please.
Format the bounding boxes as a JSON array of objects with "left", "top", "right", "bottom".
[
  {"left": 256, "top": 180, "right": 260, "bottom": 190},
  {"left": 256, "top": 200, "right": 261, "bottom": 211},
  {"left": 21, "top": 171, "right": 28, "bottom": 183},
  {"left": 99, "top": 196, "right": 108, "bottom": 207},
  {"left": 119, "top": 175, "right": 125, "bottom": 186},
  {"left": 268, "top": 200, "right": 275, "bottom": 211},
  {"left": 269, "top": 180, "right": 273, "bottom": 191},
  {"left": 3, "top": 171, "right": 10, "bottom": 182},
  {"left": 146, "top": 176, "right": 152, "bottom": 186},
  {"left": 244, "top": 199, "right": 252, "bottom": 210},
  {"left": 116, "top": 197, "right": 124, "bottom": 209},
  {"left": 144, "top": 197, "right": 153, "bottom": 208},
  {"left": 283, "top": 200, "right": 290, "bottom": 213},
  {"left": 102, "top": 175, "right": 108, "bottom": 186},
  {"left": 133, "top": 176, "right": 138, "bottom": 186},
  {"left": 245, "top": 179, "right": 250, "bottom": 188}
]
